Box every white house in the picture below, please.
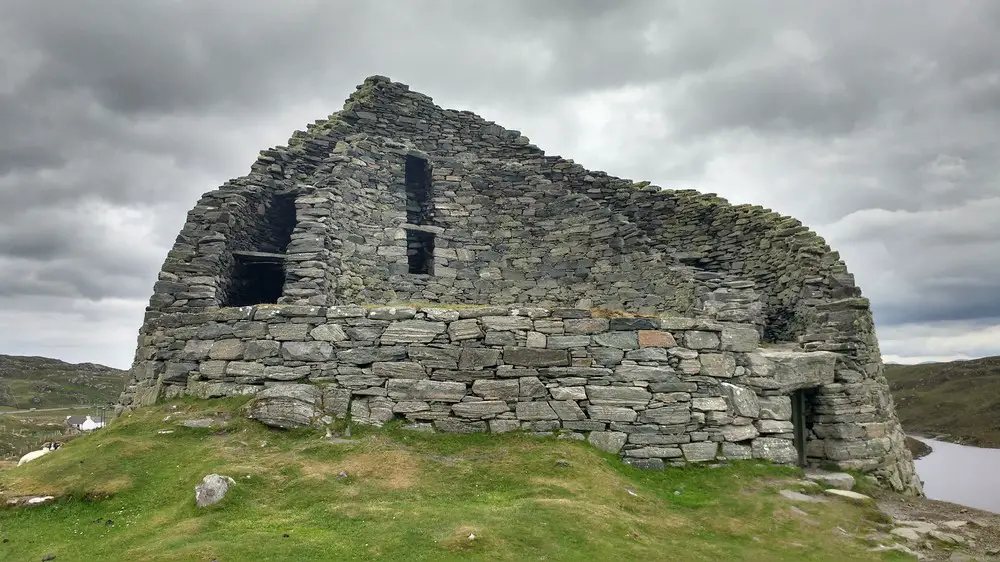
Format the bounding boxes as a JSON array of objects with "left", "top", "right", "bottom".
[{"left": 66, "top": 415, "right": 105, "bottom": 431}]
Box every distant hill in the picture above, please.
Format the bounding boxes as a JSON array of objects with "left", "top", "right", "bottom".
[
  {"left": 0, "top": 354, "right": 127, "bottom": 459},
  {"left": 885, "top": 355, "right": 1000, "bottom": 448},
  {"left": 0, "top": 354, "right": 127, "bottom": 410}
]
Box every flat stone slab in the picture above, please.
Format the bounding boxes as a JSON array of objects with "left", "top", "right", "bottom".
[
  {"left": 744, "top": 349, "right": 837, "bottom": 393},
  {"left": 503, "top": 347, "right": 570, "bottom": 367},
  {"left": 804, "top": 470, "right": 856, "bottom": 490},
  {"left": 380, "top": 320, "right": 446, "bottom": 344},
  {"left": 779, "top": 489, "right": 827, "bottom": 503},
  {"left": 895, "top": 520, "right": 939, "bottom": 533},
  {"left": 823, "top": 489, "right": 872, "bottom": 501},
  {"left": 890, "top": 527, "right": 923, "bottom": 541}
]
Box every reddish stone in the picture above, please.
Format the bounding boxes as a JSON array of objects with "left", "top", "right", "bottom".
[{"left": 638, "top": 330, "right": 677, "bottom": 348}]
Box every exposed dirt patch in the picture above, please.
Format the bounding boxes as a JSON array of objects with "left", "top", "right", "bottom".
[{"left": 298, "top": 451, "right": 419, "bottom": 490}]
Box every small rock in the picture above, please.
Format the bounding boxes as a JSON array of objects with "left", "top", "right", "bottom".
[
  {"left": 105, "top": 520, "right": 114, "bottom": 527},
  {"left": 41, "top": 555, "right": 56, "bottom": 561},
  {"left": 336, "top": 471, "right": 348, "bottom": 480},
  {"left": 25, "top": 496, "right": 54, "bottom": 505},
  {"left": 195, "top": 474, "right": 235, "bottom": 507},
  {"left": 555, "top": 459, "right": 570, "bottom": 468},
  {"left": 942, "top": 520, "right": 970, "bottom": 530}
]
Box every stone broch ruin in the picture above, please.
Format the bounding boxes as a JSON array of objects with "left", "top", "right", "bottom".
[{"left": 117, "top": 76, "right": 922, "bottom": 494}]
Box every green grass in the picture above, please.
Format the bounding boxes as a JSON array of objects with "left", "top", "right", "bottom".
[
  {"left": 0, "top": 397, "right": 908, "bottom": 561},
  {"left": 885, "top": 356, "right": 1000, "bottom": 447}
]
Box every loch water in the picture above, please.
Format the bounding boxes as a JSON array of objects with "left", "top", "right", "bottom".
[{"left": 910, "top": 436, "right": 1000, "bottom": 514}]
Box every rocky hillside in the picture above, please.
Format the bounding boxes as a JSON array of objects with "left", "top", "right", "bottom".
[
  {"left": 0, "top": 354, "right": 127, "bottom": 410},
  {"left": 885, "top": 356, "right": 1000, "bottom": 447}
]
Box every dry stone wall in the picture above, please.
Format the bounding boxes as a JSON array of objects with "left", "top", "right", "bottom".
[
  {"left": 123, "top": 303, "right": 835, "bottom": 468},
  {"left": 120, "top": 75, "right": 921, "bottom": 495}
]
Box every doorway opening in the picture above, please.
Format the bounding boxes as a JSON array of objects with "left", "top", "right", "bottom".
[{"left": 790, "top": 388, "right": 817, "bottom": 467}]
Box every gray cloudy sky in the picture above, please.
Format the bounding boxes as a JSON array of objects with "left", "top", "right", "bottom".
[{"left": 1, "top": 0, "right": 998, "bottom": 368}]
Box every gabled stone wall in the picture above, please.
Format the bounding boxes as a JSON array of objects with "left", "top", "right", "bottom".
[{"left": 121, "top": 75, "right": 921, "bottom": 495}]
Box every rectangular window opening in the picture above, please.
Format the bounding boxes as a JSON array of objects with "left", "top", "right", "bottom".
[
  {"left": 404, "top": 155, "right": 433, "bottom": 225},
  {"left": 407, "top": 230, "right": 435, "bottom": 275},
  {"left": 222, "top": 191, "right": 297, "bottom": 306},
  {"left": 228, "top": 253, "right": 286, "bottom": 306},
  {"left": 262, "top": 192, "right": 297, "bottom": 253}
]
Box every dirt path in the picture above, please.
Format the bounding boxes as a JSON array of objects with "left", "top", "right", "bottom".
[{"left": 0, "top": 406, "right": 86, "bottom": 415}]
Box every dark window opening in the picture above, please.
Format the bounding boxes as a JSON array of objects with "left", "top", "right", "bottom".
[
  {"left": 407, "top": 230, "right": 435, "bottom": 275},
  {"left": 405, "top": 156, "right": 433, "bottom": 224},
  {"left": 228, "top": 253, "right": 286, "bottom": 306},
  {"left": 223, "top": 191, "right": 297, "bottom": 307},
  {"left": 258, "top": 192, "right": 297, "bottom": 254}
]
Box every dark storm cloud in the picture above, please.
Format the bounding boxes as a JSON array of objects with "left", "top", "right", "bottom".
[{"left": 0, "top": 0, "right": 998, "bottom": 366}]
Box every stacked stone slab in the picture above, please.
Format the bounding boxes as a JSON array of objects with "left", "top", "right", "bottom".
[
  {"left": 119, "top": 76, "right": 921, "bottom": 495},
  {"left": 125, "top": 303, "right": 830, "bottom": 468}
]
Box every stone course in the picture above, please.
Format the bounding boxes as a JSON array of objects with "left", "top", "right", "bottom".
[
  {"left": 117, "top": 76, "right": 921, "bottom": 496},
  {"left": 121, "top": 304, "right": 832, "bottom": 467}
]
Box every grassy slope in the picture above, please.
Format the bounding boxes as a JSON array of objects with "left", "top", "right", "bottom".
[
  {"left": 0, "top": 398, "right": 908, "bottom": 562},
  {"left": 0, "top": 409, "right": 99, "bottom": 460},
  {"left": 0, "top": 354, "right": 127, "bottom": 410},
  {"left": 0, "top": 354, "right": 126, "bottom": 459},
  {"left": 885, "top": 356, "right": 1000, "bottom": 447}
]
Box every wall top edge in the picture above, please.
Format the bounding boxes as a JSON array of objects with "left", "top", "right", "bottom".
[{"left": 143, "top": 302, "right": 763, "bottom": 332}]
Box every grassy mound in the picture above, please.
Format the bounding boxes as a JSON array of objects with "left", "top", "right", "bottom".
[{"left": 0, "top": 397, "right": 907, "bottom": 561}]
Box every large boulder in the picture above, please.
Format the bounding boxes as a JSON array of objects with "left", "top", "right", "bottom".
[{"left": 245, "top": 384, "right": 323, "bottom": 429}]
